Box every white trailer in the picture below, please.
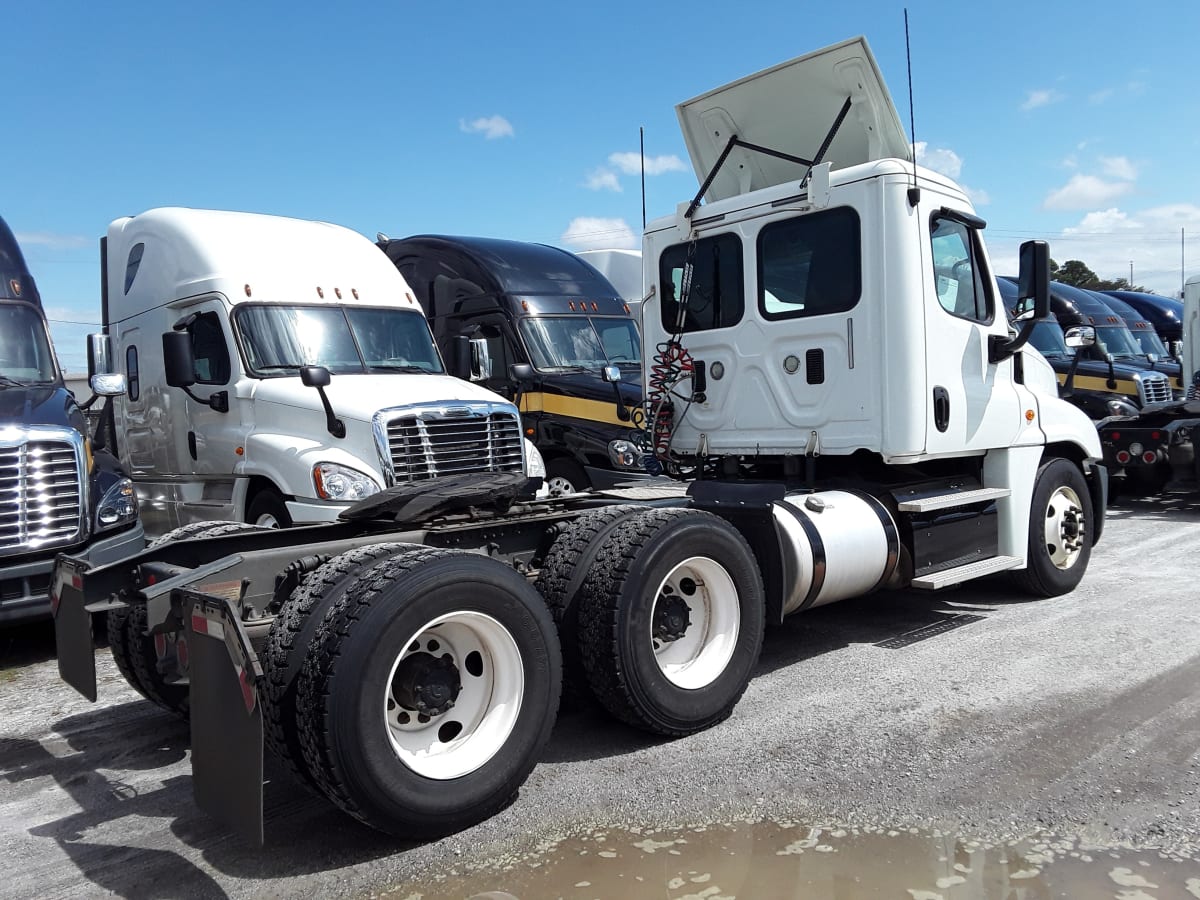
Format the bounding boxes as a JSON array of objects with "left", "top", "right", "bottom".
[
  {"left": 53, "top": 37, "right": 1105, "bottom": 844},
  {"left": 1184, "top": 274, "right": 1200, "bottom": 390},
  {"left": 94, "top": 208, "right": 540, "bottom": 537}
]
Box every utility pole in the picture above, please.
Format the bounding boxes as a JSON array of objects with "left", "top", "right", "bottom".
[{"left": 1130, "top": 260, "right": 1134, "bottom": 287}]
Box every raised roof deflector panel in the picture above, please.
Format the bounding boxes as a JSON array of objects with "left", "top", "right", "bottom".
[{"left": 675, "top": 36, "right": 912, "bottom": 204}]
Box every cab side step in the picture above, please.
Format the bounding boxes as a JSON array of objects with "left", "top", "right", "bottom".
[
  {"left": 910, "top": 555, "right": 1021, "bottom": 589},
  {"left": 897, "top": 486, "right": 1011, "bottom": 513}
]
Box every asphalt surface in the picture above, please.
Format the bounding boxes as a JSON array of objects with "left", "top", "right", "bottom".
[{"left": 2, "top": 492, "right": 1199, "bottom": 898}]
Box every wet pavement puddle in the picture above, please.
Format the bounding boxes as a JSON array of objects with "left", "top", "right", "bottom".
[{"left": 384, "top": 820, "right": 1200, "bottom": 899}]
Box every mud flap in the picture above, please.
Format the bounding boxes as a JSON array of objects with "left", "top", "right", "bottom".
[
  {"left": 52, "top": 556, "right": 97, "bottom": 701},
  {"left": 181, "top": 589, "right": 264, "bottom": 846}
]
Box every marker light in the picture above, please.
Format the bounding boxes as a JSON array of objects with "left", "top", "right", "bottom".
[{"left": 1116, "top": 450, "right": 1131, "bottom": 464}]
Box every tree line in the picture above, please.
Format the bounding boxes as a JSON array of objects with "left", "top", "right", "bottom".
[{"left": 1050, "top": 259, "right": 1144, "bottom": 292}]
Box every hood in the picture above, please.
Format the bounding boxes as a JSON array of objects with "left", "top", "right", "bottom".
[
  {"left": 249, "top": 372, "right": 517, "bottom": 422},
  {"left": 0, "top": 384, "right": 84, "bottom": 431},
  {"left": 676, "top": 36, "right": 910, "bottom": 204}
]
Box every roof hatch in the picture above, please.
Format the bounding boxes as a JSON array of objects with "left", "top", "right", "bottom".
[{"left": 676, "top": 36, "right": 911, "bottom": 204}]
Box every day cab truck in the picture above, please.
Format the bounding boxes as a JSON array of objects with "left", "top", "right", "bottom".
[
  {"left": 376, "top": 235, "right": 647, "bottom": 493},
  {"left": 51, "top": 37, "right": 1106, "bottom": 845},
  {"left": 0, "top": 215, "right": 143, "bottom": 624},
  {"left": 88, "top": 208, "right": 543, "bottom": 539},
  {"left": 1102, "top": 289, "right": 1185, "bottom": 363}
]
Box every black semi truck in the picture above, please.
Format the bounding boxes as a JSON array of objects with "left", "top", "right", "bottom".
[
  {"left": 0, "top": 215, "right": 144, "bottom": 624},
  {"left": 377, "top": 235, "right": 649, "bottom": 494}
]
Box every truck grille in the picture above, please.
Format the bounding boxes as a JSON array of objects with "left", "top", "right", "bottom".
[
  {"left": 1138, "top": 373, "right": 1172, "bottom": 405},
  {"left": 0, "top": 440, "right": 84, "bottom": 555},
  {"left": 384, "top": 409, "right": 524, "bottom": 484}
]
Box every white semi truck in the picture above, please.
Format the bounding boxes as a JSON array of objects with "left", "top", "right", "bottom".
[
  {"left": 52, "top": 37, "right": 1106, "bottom": 844},
  {"left": 90, "top": 208, "right": 540, "bottom": 537}
]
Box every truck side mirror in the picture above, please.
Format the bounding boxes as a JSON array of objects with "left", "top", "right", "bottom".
[
  {"left": 299, "top": 365, "right": 331, "bottom": 388},
  {"left": 89, "top": 373, "right": 127, "bottom": 397},
  {"left": 87, "top": 333, "right": 113, "bottom": 378},
  {"left": 162, "top": 331, "right": 196, "bottom": 388},
  {"left": 509, "top": 363, "right": 535, "bottom": 386},
  {"left": 449, "top": 335, "right": 471, "bottom": 379},
  {"left": 601, "top": 365, "right": 621, "bottom": 383},
  {"left": 469, "top": 338, "right": 492, "bottom": 381},
  {"left": 1064, "top": 325, "right": 1095, "bottom": 349},
  {"left": 1017, "top": 240, "right": 1050, "bottom": 320}
]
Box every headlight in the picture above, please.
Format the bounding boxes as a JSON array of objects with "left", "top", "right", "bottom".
[
  {"left": 522, "top": 438, "right": 545, "bottom": 479},
  {"left": 1105, "top": 398, "right": 1138, "bottom": 417},
  {"left": 96, "top": 478, "right": 138, "bottom": 531},
  {"left": 608, "top": 439, "right": 643, "bottom": 469},
  {"left": 313, "top": 463, "right": 381, "bottom": 501}
]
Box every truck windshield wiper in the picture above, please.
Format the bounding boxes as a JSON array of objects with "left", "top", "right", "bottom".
[
  {"left": 0, "top": 374, "right": 28, "bottom": 386},
  {"left": 370, "top": 363, "right": 432, "bottom": 374},
  {"left": 256, "top": 364, "right": 302, "bottom": 372}
]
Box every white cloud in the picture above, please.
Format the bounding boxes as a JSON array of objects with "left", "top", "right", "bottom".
[
  {"left": 1043, "top": 174, "right": 1134, "bottom": 210},
  {"left": 583, "top": 168, "right": 622, "bottom": 192},
  {"left": 561, "top": 217, "right": 636, "bottom": 251},
  {"left": 608, "top": 152, "right": 687, "bottom": 176},
  {"left": 1088, "top": 88, "right": 1115, "bottom": 105},
  {"left": 458, "top": 115, "right": 514, "bottom": 140},
  {"left": 1020, "top": 89, "right": 1064, "bottom": 111},
  {"left": 14, "top": 231, "right": 90, "bottom": 249},
  {"left": 1051, "top": 203, "right": 1200, "bottom": 296},
  {"left": 912, "top": 142, "right": 962, "bottom": 179},
  {"left": 1099, "top": 155, "right": 1137, "bottom": 181}
]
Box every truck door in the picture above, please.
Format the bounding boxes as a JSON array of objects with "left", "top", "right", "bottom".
[
  {"left": 171, "top": 298, "right": 246, "bottom": 490},
  {"left": 923, "top": 212, "right": 1023, "bottom": 454}
]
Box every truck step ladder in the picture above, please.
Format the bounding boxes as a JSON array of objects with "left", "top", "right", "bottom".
[
  {"left": 910, "top": 555, "right": 1021, "bottom": 590},
  {"left": 897, "top": 487, "right": 1011, "bottom": 513}
]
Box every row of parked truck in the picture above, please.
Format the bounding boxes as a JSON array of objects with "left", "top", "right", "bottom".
[
  {"left": 0, "top": 209, "right": 651, "bottom": 625},
  {"left": 17, "top": 34, "right": 1197, "bottom": 846}
]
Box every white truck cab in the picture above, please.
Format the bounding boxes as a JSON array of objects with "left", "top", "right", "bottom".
[
  {"left": 96, "top": 208, "right": 535, "bottom": 536},
  {"left": 641, "top": 37, "right": 1103, "bottom": 576}
]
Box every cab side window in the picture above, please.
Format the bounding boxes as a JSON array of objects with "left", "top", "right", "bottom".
[
  {"left": 758, "top": 207, "right": 861, "bottom": 320},
  {"left": 930, "top": 216, "right": 991, "bottom": 323},
  {"left": 659, "top": 233, "right": 744, "bottom": 333},
  {"left": 188, "top": 312, "right": 231, "bottom": 384}
]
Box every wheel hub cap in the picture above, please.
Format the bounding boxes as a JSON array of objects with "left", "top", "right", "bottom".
[
  {"left": 653, "top": 594, "right": 692, "bottom": 643},
  {"left": 392, "top": 651, "right": 462, "bottom": 716}
]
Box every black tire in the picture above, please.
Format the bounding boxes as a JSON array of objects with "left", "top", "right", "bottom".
[
  {"left": 534, "top": 504, "right": 642, "bottom": 704},
  {"left": 295, "top": 547, "right": 562, "bottom": 838},
  {"left": 545, "top": 458, "right": 590, "bottom": 496},
  {"left": 1011, "top": 457, "right": 1094, "bottom": 598},
  {"left": 247, "top": 488, "right": 293, "bottom": 528},
  {"left": 576, "top": 507, "right": 765, "bottom": 736},
  {"left": 261, "top": 542, "right": 420, "bottom": 788},
  {"left": 107, "top": 606, "right": 148, "bottom": 701},
  {"left": 121, "top": 521, "right": 269, "bottom": 717}
]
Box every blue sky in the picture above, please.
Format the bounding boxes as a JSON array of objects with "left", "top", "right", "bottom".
[{"left": 4, "top": 0, "right": 1197, "bottom": 370}]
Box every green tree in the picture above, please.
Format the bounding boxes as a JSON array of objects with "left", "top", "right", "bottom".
[{"left": 1055, "top": 259, "right": 1098, "bottom": 287}]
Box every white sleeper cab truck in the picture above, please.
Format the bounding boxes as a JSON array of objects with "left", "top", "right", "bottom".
[
  {"left": 52, "top": 38, "right": 1104, "bottom": 845},
  {"left": 90, "top": 208, "right": 538, "bottom": 537}
]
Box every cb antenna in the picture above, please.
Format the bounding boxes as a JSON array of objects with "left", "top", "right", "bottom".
[
  {"left": 640, "top": 126, "right": 647, "bottom": 231},
  {"left": 904, "top": 8, "right": 921, "bottom": 207}
]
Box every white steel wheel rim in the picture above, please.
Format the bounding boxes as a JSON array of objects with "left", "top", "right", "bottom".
[
  {"left": 649, "top": 556, "right": 740, "bottom": 690},
  {"left": 546, "top": 475, "right": 577, "bottom": 496},
  {"left": 255, "top": 512, "right": 281, "bottom": 528},
  {"left": 1044, "top": 484, "right": 1086, "bottom": 570},
  {"left": 383, "top": 611, "right": 524, "bottom": 780}
]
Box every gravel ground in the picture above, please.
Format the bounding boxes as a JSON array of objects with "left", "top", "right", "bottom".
[{"left": 2, "top": 492, "right": 1199, "bottom": 898}]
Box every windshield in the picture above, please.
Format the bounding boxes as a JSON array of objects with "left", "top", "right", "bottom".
[
  {"left": 1128, "top": 327, "right": 1169, "bottom": 358},
  {"left": 1091, "top": 325, "right": 1143, "bottom": 360},
  {"left": 1028, "top": 321, "right": 1072, "bottom": 359},
  {"left": 518, "top": 316, "right": 641, "bottom": 371},
  {"left": 0, "top": 303, "right": 57, "bottom": 384},
  {"left": 235, "top": 305, "right": 444, "bottom": 375}
]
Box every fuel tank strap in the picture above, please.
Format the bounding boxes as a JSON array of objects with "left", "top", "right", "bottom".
[{"left": 773, "top": 501, "right": 826, "bottom": 612}]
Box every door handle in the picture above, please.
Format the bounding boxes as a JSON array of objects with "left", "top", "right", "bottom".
[{"left": 932, "top": 386, "right": 950, "bottom": 433}]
